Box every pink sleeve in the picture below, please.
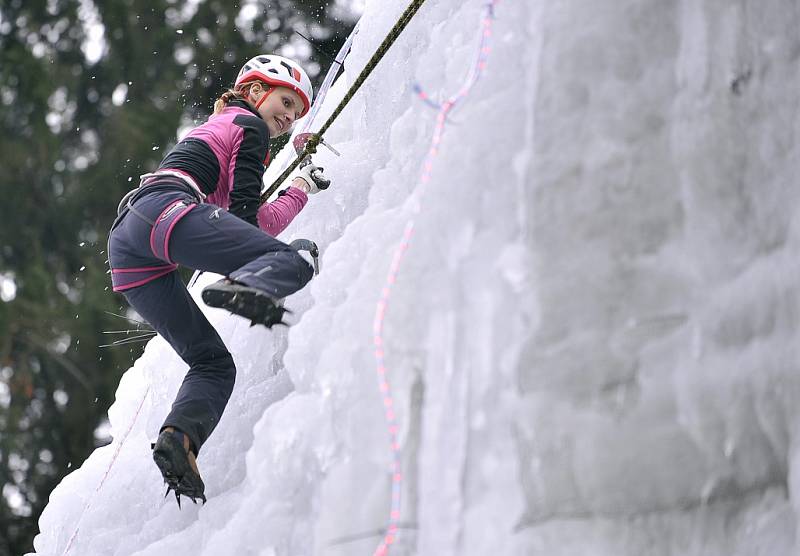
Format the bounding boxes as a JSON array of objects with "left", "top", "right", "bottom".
[{"left": 257, "top": 187, "right": 309, "bottom": 236}]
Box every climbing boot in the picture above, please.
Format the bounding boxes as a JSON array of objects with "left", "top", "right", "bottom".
[
  {"left": 201, "top": 279, "right": 288, "bottom": 328},
  {"left": 151, "top": 428, "right": 206, "bottom": 508}
]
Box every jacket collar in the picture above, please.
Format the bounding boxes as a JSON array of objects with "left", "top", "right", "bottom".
[{"left": 227, "top": 98, "right": 262, "bottom": 119}]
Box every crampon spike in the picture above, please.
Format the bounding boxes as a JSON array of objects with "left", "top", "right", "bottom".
[
  {"left": 152, "top": 429, "right": 206, "bottom": 509},
  {"left": 202, "top": 280, "right": 288, "bottom": 328}
]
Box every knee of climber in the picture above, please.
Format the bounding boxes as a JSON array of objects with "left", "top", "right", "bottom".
[
  {"left": 196, "top": 351, "right": 236, "bottom": 403},
  {"left": 186, "top": 344, "right": 235, "bottom": 381},
  {"left": 184, "top": 334, "right": 230, "bottom": 361},
  {"left": 213, "top": 351, "right": 236, "bottom": 387}
]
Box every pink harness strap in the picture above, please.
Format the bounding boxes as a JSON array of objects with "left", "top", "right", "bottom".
[
  {"left": 149, "top": 199, "right": 197, "bottom": 264},
  {"left": 111, "top": 199, "right": 197, "bottom": 292},
  {"left": 111, "top": 265, "right": 177, "bottom": 292}
]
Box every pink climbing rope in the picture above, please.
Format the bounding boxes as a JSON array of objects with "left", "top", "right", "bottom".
[
  {"left": 371, "top": 2, "right": 500, "bottom": 554},
  {"left": 62, "top": 385, "right": 151, "bottom": 556}
]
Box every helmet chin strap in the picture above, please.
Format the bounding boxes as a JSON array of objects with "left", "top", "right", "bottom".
[{"left": 254, "top": 87, "right": 275, "bottom": 110}]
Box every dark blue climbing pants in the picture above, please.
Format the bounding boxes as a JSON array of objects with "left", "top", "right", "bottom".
[{"left": 108, "top": 183, "right": 313, "bottom": 454}]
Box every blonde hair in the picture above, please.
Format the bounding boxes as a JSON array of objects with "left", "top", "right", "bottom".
[{"left": 213, "top": 81, "right": 269, "bottom": 114}]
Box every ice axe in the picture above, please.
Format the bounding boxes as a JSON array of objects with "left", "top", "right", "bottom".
[{"left": 291, "top": 132, "right": 340, "bottom": 191}]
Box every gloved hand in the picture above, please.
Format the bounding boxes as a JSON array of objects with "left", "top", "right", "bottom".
[{"left": 293, "top": 162, "right": 330, "bottom": 194}]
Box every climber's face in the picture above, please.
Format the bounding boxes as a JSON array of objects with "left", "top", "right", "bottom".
[{"left": 248, "top": 83, "right": 304, "bottom": 137}]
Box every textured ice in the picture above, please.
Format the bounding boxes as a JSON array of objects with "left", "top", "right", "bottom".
[{"left": 30, "top": 0, "right": 800, "bottom": 555}]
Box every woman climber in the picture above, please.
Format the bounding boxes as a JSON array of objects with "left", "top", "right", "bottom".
[{"left": 107, "top": 54, "right": 328, "bottom": 506}]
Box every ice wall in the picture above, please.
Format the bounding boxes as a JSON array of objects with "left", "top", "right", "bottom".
[
  {"left": 31, "top": 0, "right": 800, "bottom": 555},
  {"left": 512, "top": 2, "right": 800, "bottom": 554}
]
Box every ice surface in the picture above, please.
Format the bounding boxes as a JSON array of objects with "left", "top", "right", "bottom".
[{"left": 31, "top": 0, "right": 800, "bottom": 555}]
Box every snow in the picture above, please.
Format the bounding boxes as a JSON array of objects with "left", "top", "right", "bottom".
[{"left": 31, "top": 0, "right": 800, "bottom": 555}]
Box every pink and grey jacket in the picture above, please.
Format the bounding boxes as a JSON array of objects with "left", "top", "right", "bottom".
[{"left": 156, "top": 99, "right": 307, "bottom": 236}]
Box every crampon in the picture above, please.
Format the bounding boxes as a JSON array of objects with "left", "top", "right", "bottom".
[
  {"left": 151, "top": 429, "right": 207, "bottom": 508},
  {"left": 201, "top": 279, "right": 288, "bottom": 328}
]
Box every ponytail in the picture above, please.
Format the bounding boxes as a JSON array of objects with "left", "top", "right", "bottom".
[
  {"left": 213, "top": 81, "right": 267, "bottom": 114},
  {"left": 213, "top": 88, "right": 244, "bottom": 114}
]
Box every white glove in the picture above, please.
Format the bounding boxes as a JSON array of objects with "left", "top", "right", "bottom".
[{"left": 294, "top": 162, "right": 331, "bottom": 194}]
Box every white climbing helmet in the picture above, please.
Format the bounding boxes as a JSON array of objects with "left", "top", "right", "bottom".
[{"left": 235, "top": 55, "right": 313, "bottom": 117}]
